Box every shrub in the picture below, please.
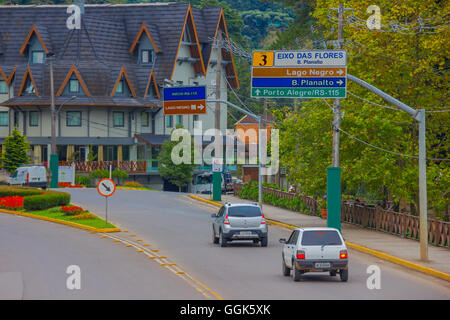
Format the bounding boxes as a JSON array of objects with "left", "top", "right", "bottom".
[
  {"left": 112, "top": 169, "right": 129, "bottom": 180},
  {"left": 123, "top": 181, "right": 143, "bottom": 188},
  {"left": 23, "top": 191, "right": 71, "bottom": 211},
  {"left": 75, "top": 175, "right": 91, "bottom": 187},
  {"left": 89, "top": 169, "right": 109, "bottom": 179},
  {"left": 0, "top": 186, "right": 43, "bottom": 198}
]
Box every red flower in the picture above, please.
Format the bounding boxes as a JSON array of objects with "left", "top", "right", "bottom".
[{"left": 0, "top": 196, "right": 24, "bottom": 210}]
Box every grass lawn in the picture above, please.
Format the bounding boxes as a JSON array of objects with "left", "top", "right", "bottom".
[{"left": 24, "top": 205, "right": 117, "bottom": 229}]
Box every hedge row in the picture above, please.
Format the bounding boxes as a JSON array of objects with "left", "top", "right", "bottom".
[
  {"left": 0, "top": 186, "right": 43, "bottom": 198},
  {"left": 23, "top": 191, "right": 71, "bottom": 211}
]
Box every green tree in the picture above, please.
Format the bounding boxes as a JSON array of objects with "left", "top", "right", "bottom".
[
  {"left": 1, "top": 127, "right": 31, "bottom": 174},
  {"left": 273, "top": 0, "right": 449, "bottom": 218},
  {"left": 157, "top": 125, "right": 197, "bottom": 192}
]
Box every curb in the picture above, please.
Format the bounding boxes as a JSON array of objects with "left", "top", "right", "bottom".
[
  {"left": 1, "top": 209, "right": 120, "bottom": 233},
  {"left": 187, "top": 194, "right": 450, "bottom": 282}
]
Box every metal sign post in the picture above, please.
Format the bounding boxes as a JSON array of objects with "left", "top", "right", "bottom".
[{"left": 97, "top": 178, "right": 116, "bottom": 227}]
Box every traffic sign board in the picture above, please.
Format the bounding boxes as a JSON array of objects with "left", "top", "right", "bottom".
[
  {"left": 97, "top": 178, "right": 116, "bottom": 198},
  {"left": 252, "top": 87, "right": 346, "bottom": 99},
  {"left": 163, "top": 86, "right": 207, "bottom": 115},
  {"left": 251, "top": 50, "right": 347, "bottom": 99}
]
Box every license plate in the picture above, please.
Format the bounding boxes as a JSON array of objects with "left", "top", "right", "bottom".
[
  {"left": 315, "top": 262, "right": 331, "bottom": 269},
  {"left": 240, "top": 231, "right": 253, "bottom": 236}
]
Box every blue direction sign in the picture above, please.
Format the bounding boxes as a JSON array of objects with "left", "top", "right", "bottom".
[
  {"left": 251, "top": 50, "right": 347, "bottom": 99},
  {"left": 252, "top": 77, "right": 346, "bottom": 88},
  {"left": 163, "top": 86, "right": 206, "bottom": 101},
  {"left": 163, "top": 86, "right": 207, "bottom": 115}
]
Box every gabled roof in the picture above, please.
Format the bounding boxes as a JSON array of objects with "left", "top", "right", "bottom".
[
  {"left": 56, "top": 64, "right": 91, "bottom": 97},
  {"left": 129, "top": 23, "right": 160, "bottom": 54},
  {"left": 0, "top": 3, "right": 234, "bottom": 107},
  {"left": 19, "top": 24, "right": 51, "bottom": 55},
  {"left": 144, "top": 70, "right": 160, "bottom": 99},
  {"left": 18, "top": 66, "right": 39, "bottom": 96},
  {"left": 0, "top": 65, "right": 16, "bottom": 84},
  {"left": 170, "top": 4, "right": 206, "bottom": 79},
  {"left": 207, "top": 8, "right": 239, "bottom": 89},
  {"left": 111, "top": 66, "right": 137, "bottom": 98}
]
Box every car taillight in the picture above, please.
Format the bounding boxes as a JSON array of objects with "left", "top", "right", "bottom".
[
  {"left": 296, "top": 250, "right": 305, "bottom": 259},
  {"left": 340, "top": 250, "right": 348, "bottom": 259},
  {"left": 224, "top": 214, "right": 230, "bottom": 225},
  {"left": 26, "top": 173, "right": 29, "bottom": 184},
  {"left": 261, "top": 213, "right": 266, "bottom": 225}
]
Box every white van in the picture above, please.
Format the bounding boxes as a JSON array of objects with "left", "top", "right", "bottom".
[{"left": 7, "top": 165, "right": 47, "bottom": 188}]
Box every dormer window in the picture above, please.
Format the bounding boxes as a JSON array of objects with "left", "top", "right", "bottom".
[
  {"left": 0, "top": 80, "right": 7, "bottom": 94},
  {"left": 31, "top": 50, "right": 45, "bottom": 64},
  {"left": 116, "top": 79, "right": 124, "bottom": 94},
  {"left": 69, "top": 78, "right": 80, "bottom": 93},
  {"left": 141, "top": 49, "right": 154, "bottom": 65},
  {"left": 24, "top": 78, "right": 35, "bottom": 94}
]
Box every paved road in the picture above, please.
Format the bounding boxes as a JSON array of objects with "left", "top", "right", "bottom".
[
  {"left": 65, "top": 189, "right": 450, "bottom": 300},
  {"left": 0, "top": 213, "right": 206, "bottom": 299}
]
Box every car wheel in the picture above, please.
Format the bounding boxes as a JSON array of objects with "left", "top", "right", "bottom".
[
  {"left": 291, "top": 260, "right": 302, "bottom": 282},
  {"left": 282, "top": 256, "right": 290, "bottom": 276},
  {"left": 330, "top": 270, "right": 337, "bottom": 277},
  {"left": 340, "top": 269, "right": 349, "bottom": 282},
  {"left": 260, "top": 236, "right": 268, "bottom": 247},
  {"left": 219, "top": 230, "right": 227, "bottom": 247},
  {"left": 212, "top": 226, "right": 219, "bottom": 244}
]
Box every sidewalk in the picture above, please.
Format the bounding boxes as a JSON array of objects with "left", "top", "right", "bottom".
[{"left": 193, "top": 194, "right": 450, "bottom": 277}]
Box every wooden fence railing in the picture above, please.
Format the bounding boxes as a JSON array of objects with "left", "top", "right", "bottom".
[
  {"left": 59, "top": 161, "right": 147, "bottom": 174},
  {"left": 233, "top": 182, "right": 449, "bottom": 248}
]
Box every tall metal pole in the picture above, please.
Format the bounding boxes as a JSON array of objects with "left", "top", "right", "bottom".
[
  {"left": 347, "top": 74, "right": 429, "bottom": 261},
  {"left": 215, "top": 32, "right": 222, "bottom": 132},
  {"left": 332, "top": 4, "right": 344, "bottom": 167},
  {"left": 258, "top": 116, "right": 263, "bottom": 209},
  {"left": 50, "top": 57, "right": 56, "bottom": 155},
  {"left": 418, "top": 109, "right": 428, "bottom": 261},
  {"left": 49, "top": 55, "right": 59, "bottom": 189}
]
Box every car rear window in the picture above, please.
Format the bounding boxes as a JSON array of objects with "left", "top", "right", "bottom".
[
  {"left": 228, "top": 206, "right": 261, "bottom": 217},
  {"left": 301, "top": 230, "right": 342, "bottom": 246}
]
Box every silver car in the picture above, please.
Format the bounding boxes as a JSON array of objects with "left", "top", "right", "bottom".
[{"left": 211, "top": 202, "right": 268, "bottom": 247}]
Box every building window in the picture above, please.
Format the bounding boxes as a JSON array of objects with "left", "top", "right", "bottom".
[
  {"left": 31, "top": 51, "right": 45, "bottom": 64},
  {"left": 141, "top": 50, "right": 153, "bottom": 64},
  {"left": 176, "top": 115, "right": 182, "bottom": 126},
  {"left": 116, "top": 80, "right": 124, "bottom": 94},
  {"left": 0, "top": 112, "right": 8, "bottom": 126},
  {"left": 69, "top": 79, "right": 80, "bottom": 93},
  {"left": 113, "top": 112, "right": 124, "bottom": 127},
  {"left": 166, "top": 115, "right": 173, "bottom": 128},
  {"left": 66, "top": 111, "right": 82, "bottom": 127},
  {"left": 193, "top": 115, "right": 199, "bottom": 128},
  {"left": 24, "top": 78, "right": 35, "bottom": 94},
  {"left": 142, "top": 112, "right": 149, "bottom": 127},
  {"left": 29, "top": 111, "right": 39, "bottom": 127},
  {"left": 0, "top": 80, "right": 7, "bottom": 94}
]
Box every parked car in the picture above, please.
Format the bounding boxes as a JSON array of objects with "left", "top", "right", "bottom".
[
  {"left": 7, "top": 165, "right": 47, "bottom": 189},
  {"left": 280, "top": 227, "right": 348, "bottom": 282},
  {"left": 192, "top": 172, "right": 232, "bottom": 194},
  {"left": 211, "top": 202, "right": 268, "bottom": 247}
]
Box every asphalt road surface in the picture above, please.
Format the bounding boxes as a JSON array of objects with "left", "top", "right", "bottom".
[
  {"left": 0, "top": 213, "right": 207, "bottom": 299},
  {"left": 63, "top": 188, "right": 450, "bottom": 300}
]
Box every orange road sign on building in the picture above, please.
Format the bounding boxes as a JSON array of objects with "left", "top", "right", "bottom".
[{"left": 163, "top": 100, "right": 207, "bottom": 115}]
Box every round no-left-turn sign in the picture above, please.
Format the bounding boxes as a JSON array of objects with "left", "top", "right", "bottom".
[{"left": 97, "top": 178, "right": 116, "bottom": 197}]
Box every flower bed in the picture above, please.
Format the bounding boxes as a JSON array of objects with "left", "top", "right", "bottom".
[
  {"left": 58, "top": 182, "right": 85, "bottom": 188},
  {"left": 0, "top": 196, "right": 24, "bottom": 210},
  {"left": 61, "top": 205, "right": 84, "bottom": 216}
]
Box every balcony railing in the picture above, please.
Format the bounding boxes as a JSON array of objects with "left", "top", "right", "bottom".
[{"left": 59, "top": 161, "right": 147, "bottom": 174}]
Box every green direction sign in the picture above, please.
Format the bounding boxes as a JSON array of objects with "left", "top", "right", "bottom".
[{"left": 252, "top": 87, "right": 346, "bottom": 98}]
